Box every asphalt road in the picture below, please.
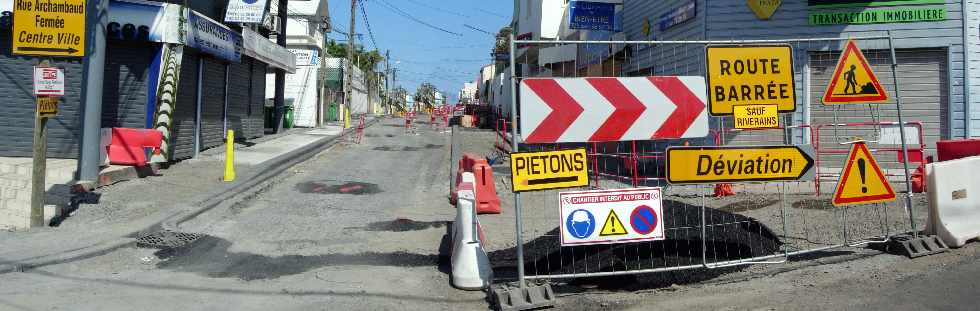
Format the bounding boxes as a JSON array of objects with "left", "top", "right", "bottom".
[{"left": 1, "top": 118, "right": 978, "bottom": 311}]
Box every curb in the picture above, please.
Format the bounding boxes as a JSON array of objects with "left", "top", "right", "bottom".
[{"left": 0, "top": 118, "right": 380, "bottom": 275}]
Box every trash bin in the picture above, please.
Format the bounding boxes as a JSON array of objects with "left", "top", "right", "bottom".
[
  {"left": 284, "top": 106, "right": 295, "bottom": 128},
  {"left": 264, "top": 106, "right": 275, "bottom": 128},
  {"left": 328, "top": 103, "right": 338, "bottom": 122}
]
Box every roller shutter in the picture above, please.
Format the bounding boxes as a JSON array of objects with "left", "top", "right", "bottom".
[
  {"left": 102, "top": 41, "right": 158, "bottom": 129},
  {"left": 171, "top": 48, "right": 200, "bottom": 160},
  {"left": 246, "top": 60, "right": 268, "bottom": 139},
  {"left": 227, "top": 58, "right": 251, "bottom": 138},
  {"left": 199, "top": 57, "right": 227, "bottom": 150},
  {"left": 809, "top": 48, "right": 948, "bottom": 170},
  {"left": 0, "top": 32, "right": 83, "bottom": 158}
]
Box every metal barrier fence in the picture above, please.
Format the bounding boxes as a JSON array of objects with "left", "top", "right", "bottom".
[{"left": 500, "top": 34, "right": 927, "bottom": 287}]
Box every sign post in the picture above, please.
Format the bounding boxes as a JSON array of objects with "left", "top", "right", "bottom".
[{"left": 30, "top": 61, "right": 62, "bottom": 228}]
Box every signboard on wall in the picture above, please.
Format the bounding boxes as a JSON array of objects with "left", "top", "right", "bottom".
[
  {"left": 659, "top": 0, "right": 696, "bottom": 31},
  {"left": 107, "top": 0, "right": 182, "bottom": 43},
  {"left": 807, "top": 0, "right": 945, "bottom": 9},
  {"left": 225, "top": 0, "right": 269, "bottom": 24},
  {"left": 243, "top": 27, "right": 296, "bottom": 73},
  {"left": 188, "top": 11, "right": 243, "bottom": 62},
  {"left": 808, "top": 0, "right": 947, "bottom": 25},
  {"left": 569, "top": 1, "right": 616, "bottom": 31}
]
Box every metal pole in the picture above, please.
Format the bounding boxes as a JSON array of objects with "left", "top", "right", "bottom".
[
  {"left": 886, "top": 32, "right": 918, "bottom": 237},
  {"left": 507, "top": 33, "right": 526, "bottom": 292},
  {"left": 346, "top": 0, "right": 357, "bottom": 123},
  {"left": 76, "top": 0, "right": 108, "bottom": 182},
  {"left": 273, "top": 0, "right": 288, "bottom": 133}
]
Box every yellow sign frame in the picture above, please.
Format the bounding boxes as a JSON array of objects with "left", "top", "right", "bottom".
[
  {"left": 733, "top": 104, "right": 779, "bottom": 129},
  {"left": 510, "top": 148, "right": 590, "bottom": 192},
  {"left": 666, "top": 145, "right": 815, "bottom": 184},
  {"left": 37, "top": 96, "right": 59, "bottom": 118},
  {"left": 13, "top": 0, "right": 87, "bottom": 57},
  {"left": 822, "top": 40, "right": 889, "bottom": 105},
  {"left": 705, "top": 44, "right": 797, "bottom": 116}
]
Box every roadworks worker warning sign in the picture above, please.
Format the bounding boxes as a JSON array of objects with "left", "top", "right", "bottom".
[
  {"left": 832, "top": 142, "right": 896, "bottom": 206},
  {"left": 706, "top": 45, "right": 796, "bottom": 115},
  {"left": 823, "top": 40, "right": 888, "bottom": 104},
  {"left": 510, "top": 148, "right": 589, "bottom": 192},
  {"left": 560, "top": 187, "right": 665, "bottom": 246},
  {"left": 733, "top": 104, "right": 779, "bottom": 129}
]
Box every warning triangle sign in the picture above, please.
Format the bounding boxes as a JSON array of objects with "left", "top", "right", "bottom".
[
  {"left": 599, "top": 210, "right": 628, "bottom": 236},
  {"left": 832, "top": 143, "right": 897, "bottom": 206},
  {"left": 822, "top": 40, "right": 888, "bottom": 104}
]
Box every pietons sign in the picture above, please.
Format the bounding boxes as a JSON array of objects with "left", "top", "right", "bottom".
[{"left": 510, "top": 148, "right": 590, "bottom": 192}]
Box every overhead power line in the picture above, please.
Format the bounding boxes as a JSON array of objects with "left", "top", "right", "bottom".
[
  {"left": 374, "top": 0, "right": 463, "bottom": 37},
  {"left": 359, "top": 1, "right": 379, "bottom": 49},
  {"left": 402, "top": 0, "right": 470, "bottom": 18},
  {"left": 463, "top": 24, "right": 494, "bottom": 36}
]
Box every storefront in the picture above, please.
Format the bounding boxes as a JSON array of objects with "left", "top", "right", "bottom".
[{"left": 621, "top": 0, "right": 979, "bottom": 158}]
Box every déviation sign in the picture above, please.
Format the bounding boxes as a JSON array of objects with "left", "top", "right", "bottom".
[{"left": 667, "top": 145, "right": 816, "bottom": 184}]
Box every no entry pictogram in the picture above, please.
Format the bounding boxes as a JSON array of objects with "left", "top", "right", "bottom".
[{"left": 630, "top": 205, "right": 658, "bottom": 235}]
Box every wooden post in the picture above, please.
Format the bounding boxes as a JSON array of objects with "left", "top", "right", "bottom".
[{"left": 31, "top": 59, "right": 51, "bottom": 228}]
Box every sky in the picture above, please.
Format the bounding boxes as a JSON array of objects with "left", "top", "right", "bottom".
[{"left": 325, "top": 0, "right": 513, "bottom": 103}]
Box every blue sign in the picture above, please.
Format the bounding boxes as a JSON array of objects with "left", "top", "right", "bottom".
[
  {"left": 188, "top": 11, "right": 243, "bottom": 62},
  {"left": 565, "top": 209, "right": 596, "bottom": 239},
  {"left": 629, "top": 205, "right": 658, "bottom": 235},
  {"left": 659, "top": 0, "right": 697, "bottom": 31},
  {"left": 569, "top": 1, "right": 616, "bottom": 31}
]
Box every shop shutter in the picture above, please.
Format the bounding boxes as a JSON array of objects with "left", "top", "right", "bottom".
[
  {"left": 102, "top": 41, "right": 158, "bottom": 129},
  {"left": 171, "top": 48, "right": 200, "bottom": 160},
  {"left": 0, "top": 32, "right": 84, "bottom": 158},
  {"left": 246, "top": 60, "right": 268, "bottom": 139},
  {"left": 199, "top": 57, "right": 227, "bottom": 150},
  {"left": 227, "top": 58, "right": 251, "bottom": 138},
  {"left": 809, "top": 48, "right": 948, "bottom": 170}
]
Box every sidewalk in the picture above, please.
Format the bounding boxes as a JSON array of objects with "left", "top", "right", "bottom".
[{"left": 0, "top": 120, "right": 370, "bottom": 274}]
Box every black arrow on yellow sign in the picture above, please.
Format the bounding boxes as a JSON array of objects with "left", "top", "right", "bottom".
[
  {"left": 17, "top": 47, "right": 80, "bottom": 54},
  {"left": 666, "top": 145, "right": 816, "bottom": 184}
]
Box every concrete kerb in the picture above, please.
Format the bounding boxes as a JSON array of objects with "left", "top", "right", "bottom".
[{"left": 0, "top": 118, "right": 378, "bottom": 275}]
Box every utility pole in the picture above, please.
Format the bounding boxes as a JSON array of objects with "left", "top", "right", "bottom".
[
  {"left": 384, "top": 49, "right": 390, "bottom": 115},
  {"left": 76, "top": 0, "right": 108, "bottom": 184},
  {"left": 345, "top": 0, "right": 357, "bottom": 125},
  {"left": 273, "top": 0, "right": 289, "bottom": 133}
]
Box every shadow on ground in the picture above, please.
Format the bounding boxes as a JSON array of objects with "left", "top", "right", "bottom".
[{"left": 487, "top": 200, "right": 783, "bottom": 292}]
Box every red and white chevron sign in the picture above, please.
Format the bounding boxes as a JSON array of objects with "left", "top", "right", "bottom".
[{"left": 519, "top": 77, "right": 709, "bottom": 143}]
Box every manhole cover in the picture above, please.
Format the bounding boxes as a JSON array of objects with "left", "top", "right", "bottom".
[{"left": 137, "top": 230, "right": 204, "bottom": 249}]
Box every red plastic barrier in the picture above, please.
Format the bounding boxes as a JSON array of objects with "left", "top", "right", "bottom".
[
  {"left": 937, "top": 139, "right": 980, "bottom": 162},
  {"left": 451, "top": 153, "right": 482, "bottom": 204},
  {"left": 107, "top": 128, "right": 163, "bottom": 167},
  {"left": 471, "top": 159, "right": 501, "bottom": 214}
]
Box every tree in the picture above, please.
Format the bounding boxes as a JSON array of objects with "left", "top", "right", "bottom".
[
  {"left": 414, "top": 83, "right": 437, "bottom": 109},
  {"left": 493, "top": 26, "right": 512, "bottom": 62}
]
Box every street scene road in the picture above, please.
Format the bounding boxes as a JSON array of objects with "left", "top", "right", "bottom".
[{"left": 2, "top": 0, "right": 980, "bottom": 311}]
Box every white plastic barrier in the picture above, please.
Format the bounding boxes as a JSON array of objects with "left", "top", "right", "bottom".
[
  {"left": 925, "top": 156, "right": 980, "bottom": 247},
  {"left": 451, "top": 175, "right": 492, "bottom": 290}
]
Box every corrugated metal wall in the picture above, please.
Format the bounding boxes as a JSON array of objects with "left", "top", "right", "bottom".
[
  {"left": 171, "top": 48, "right": 200, "bottom": 160},
  {"left": 967, "top": 0, "right": 979, "bottom": 137},
  {"left": 227, "top": 58, "right": 251, "bottom": 138},
  {"left": 199, "top": 57, "right": 227, "bottom": 150},
  {"left": 102, "top": 41, "right": 158, "bottom": 129},
  {"left": 245, "top": 59, "right": 267, "bottom": 139},
  {"left": 0, "top": 33, "right": 84, "bottom": 158}
]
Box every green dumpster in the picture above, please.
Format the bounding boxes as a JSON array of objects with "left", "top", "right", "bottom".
[
  {"left": 264, "top": 106, "right": 275, "bottom": 128},
  {"left": 284, "top": 106, "right": 295, "bottom": 128},
  {"left": 328, "top": 103, "right": 338, "bottom": 122}
]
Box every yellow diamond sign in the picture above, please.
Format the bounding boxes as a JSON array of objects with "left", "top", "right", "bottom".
[{"left": 748, "top": 0, "right": 782, "bottom": 20}]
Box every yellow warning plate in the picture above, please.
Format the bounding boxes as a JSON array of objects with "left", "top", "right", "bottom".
[
  {"left": 667, "top": 145, "right": 815, "bottom": 184},
  {"left": 733, "top": 104, "right": 779, "bottom": 129},
  {"left": 832, "top": 142, "right": 896, "bottom": 206},
  {"left": 599, "top": 210, "right": 627, "bottom": 237},
  {"left": 37, "top": 96, "right": 59, "bottom": 118},
  {"left": 823, "top": 40, "right": 888, "bottom": 104},
  {"left": 510, "top": 148, "right": 589, "bottom": 192},
  {"left": 706, "top": 45, "right": 796, "bottom": 116},
  {"left": 13, "top": 0, "right": 87, "bottom": 57}
]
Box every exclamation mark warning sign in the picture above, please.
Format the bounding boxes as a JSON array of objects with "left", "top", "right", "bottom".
[{"left": 833, "top": 142, "right": 896, "bottom": 206}]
